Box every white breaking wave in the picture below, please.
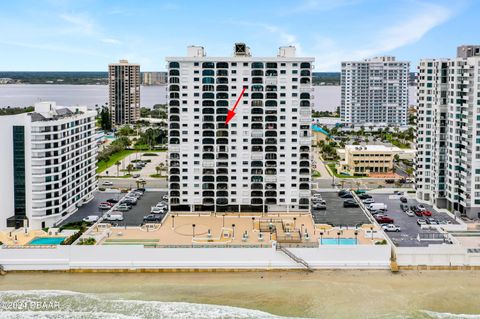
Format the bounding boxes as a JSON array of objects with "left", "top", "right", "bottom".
[
  {"left": 422, "top": 310, "right": 480, "bottom": 319},
  {"left": 0, "top": 290, "right": 306, "bottom": 319}
]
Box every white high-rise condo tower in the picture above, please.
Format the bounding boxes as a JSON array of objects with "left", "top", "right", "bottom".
[
  {"left": 108, "top": 60, "right": 141, "bottom": 126},
  {"left": 340, "top": 56, "right": 409, "bottom": 126},
  {"left": 0, "top": 102, "right": 98, "bottom": 230},
  {"left": 166, "top": 43, "right": 313, "bottom": 213},
  {"left": 416, "top": 45, "right": 480, "bottom": 219}
]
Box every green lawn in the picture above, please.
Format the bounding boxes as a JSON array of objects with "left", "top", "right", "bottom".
[
  {"left": 312, "top": 170, "right": 321, "bottom": 178},
  {"left": 97, "top": 149, "right": 137, "bottom": 173},
  {"left": 150, "top": 174, "right": 167, "bottom": 178},
  {"left": 327, "top": 163, "right": 363, "bottom": 179}
]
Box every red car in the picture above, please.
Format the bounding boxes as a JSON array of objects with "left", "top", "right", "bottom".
[
  {"left": 422, "top": 210, "right": 432, "bottom": 217},
  {"left": 375, "top": 215, "right": 394, "bottom": 224}
]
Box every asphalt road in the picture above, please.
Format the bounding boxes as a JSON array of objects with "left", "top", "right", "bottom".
[
  {"left": 59, "top": 191, "right": 125, "bottom": 226},
  {"left": 311, "top": 191, "right": 370, "bottom": 227},
  {"left": 368, "top": 193, "right": 458, "bottom": 247}
]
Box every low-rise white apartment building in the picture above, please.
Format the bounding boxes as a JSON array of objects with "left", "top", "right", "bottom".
[
  {"left": 0, "top": 102, "right": 97, "bottom": 230},
  {"left": 416, "top": 45, "right": 480, "bottom": 219},
  {"left": 166, "top": 43, "right": 313, "bottom": 213},
  {"left": 340, "top": 56, "right": 409, "bottom": 126}
]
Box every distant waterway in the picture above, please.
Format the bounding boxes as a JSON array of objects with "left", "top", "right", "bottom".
[
  {"left": 0, "top": 84, "right": 417, "bottom": 111},
  {"left": 0, "top": 271, "right": 479, "bottom": 318}
]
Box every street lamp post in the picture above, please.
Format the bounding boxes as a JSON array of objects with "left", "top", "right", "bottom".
[
  {"left": 320, "top": 231, "right": 323, "bottom": 245},
  {"left": 354, "top": 231, "right": 358, "bottom": 245},
  {"left": 293, "top": 217, "right": 297, "bottom": 229},
  {"left": 192, "top": 224, "right": 196, "bottom": 238},
  {"left": 252, "top": 217, "right": 255, "bottom": 230},
  {"left": 232, "top": 224, "right": 236, "bottom": 239},
  {"left": 172, "top": 215, "right": 175, "bottom": 228},
  {"left": 222, "top": 214, "right": 225, "bottom": 228},
  {"left": 337, "top": 231, "right": 341, "bottom": 245}
]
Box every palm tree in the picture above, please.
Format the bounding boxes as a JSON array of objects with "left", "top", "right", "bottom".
[
  {"left": 159, "top": 163, "right": 165, "bottom": 176},
  {"left": 155, "top": 165, "right": 161, "bottom": 176},
  {"left": 115, "top": 161, "right": 121, "bottom": 177},
  {"left": 126, "top": 164, "right": 134, "bottom": 176}
]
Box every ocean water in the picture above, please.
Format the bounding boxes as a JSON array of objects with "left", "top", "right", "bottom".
[
  {"left": 0, "top": 84, "right": 417, "bottom": 111},
  {"left": 0, "top": 271, "right": 479, "bottom": 319}
]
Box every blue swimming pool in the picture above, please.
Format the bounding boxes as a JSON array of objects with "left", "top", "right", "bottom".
[
  {"left": 28, "top": 237, "right": 66, "bottom": 245},
  {"left": 321, "top": 238, "right": 357, "bottom": 245}
]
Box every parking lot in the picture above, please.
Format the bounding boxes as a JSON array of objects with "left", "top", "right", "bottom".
[
  {"left": 368, "top": 193, "right": 458, "bottom": 247},
  {"left": 59, "top": 190, "right": 167, "bottom": 227},
  {"left": 311, "top": 192, "right": 370, "bottom": 227}
]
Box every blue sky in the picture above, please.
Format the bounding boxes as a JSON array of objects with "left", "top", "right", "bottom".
[{"left": 0, "top": 0, "right": 478, "bottom": 71}]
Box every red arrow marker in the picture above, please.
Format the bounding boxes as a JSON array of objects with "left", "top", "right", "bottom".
[{"left": 225, "top": 87, "right": 247, "bottom": 125}]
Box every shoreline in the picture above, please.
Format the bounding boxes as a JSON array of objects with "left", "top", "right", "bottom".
[{"left": 1, "top": 270, "right": 479, "bottom": 318}]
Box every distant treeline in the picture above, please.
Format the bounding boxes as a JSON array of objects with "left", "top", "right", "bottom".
[
  {"left": 0, "top": 106, "right": 34, "bottom": 115},
  {"left": 0, "top": 71, "right": 417, "bottom": 85}
]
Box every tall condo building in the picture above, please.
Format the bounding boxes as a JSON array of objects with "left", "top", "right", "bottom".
[
  {"left": 0, "top": 102, "right": 97, "bottom": 230},
  {"left": 340, "top": 56, "right": 409, "bottom": 126},
  {"left": 416, "top": 45, "right": 480, "bottom": 219},
  {"left": 108, "top": 59, "right": 141, "bottom": 126},
  {"left": 166, "top": 43, "right": 313, "bottom": 213}
]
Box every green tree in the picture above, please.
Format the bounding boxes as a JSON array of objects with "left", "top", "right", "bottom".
[
  {"left": 126, "top": 163, "right": 134, "bottom": 175},
  {"left": 115, "top": 161, "right": 121, "bottom": 177}
]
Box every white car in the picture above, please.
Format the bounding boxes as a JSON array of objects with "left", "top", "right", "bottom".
[
  {"left": 156, "top": 201, "right": 168, "bottom": 208},
  {"left": 151, "top": 206, "right": 166, "bottom": 214},
  {"left": 102, "top": 181, "right": 113, "bottom": 187},
  {"left": 382, "top": 224, "right": 401, "bottom": 232},
  {"left": 82, "top": 215, "right": 99, "bottom": 223},
  {"left": 362, "top": 198, "right": 375, "bottom": 204},
  {"left": 105, "top": 212, "right": 124, "bottom": 221},
  {"left": 162, "top": 194, "right": 168, "bottom": 200},
  {"left": 405, "top": 209, "right": 415, "bottom": 217},
  {"left": 98, "top": 203, "right": 111, "bottom": 210}
]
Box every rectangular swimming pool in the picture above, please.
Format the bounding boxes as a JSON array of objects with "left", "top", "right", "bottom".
[
  {"left": 27, "top": 237, "right": 66, "bottom": 245},
  {"left": 321, "top": 238, "right": 357, "bottom": 245}
]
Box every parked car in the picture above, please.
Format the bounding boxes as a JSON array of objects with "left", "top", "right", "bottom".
[
  {"left": 162, "top": 194, "right": 168, "bottom": 200},
  {"left": 375, "top": 215, "right": 394, "bottom": 224},
  {"left": 394, "top": 191, "right": 404, "bottom": 195},
  {"left": 362, "top": 198, "right": 375, "bottom": 204},
  {"left": 98, "top": 203, "right": 112, "bottom": 210},
  {"left": 417, "top": 218, "right": 427, "bottom": 226},
  {"left": 385, "top": 179, "right": 395, "bottom": 184},
  {"left": 151, "top": 206, "right": 166, "bottom": 214},
  {"left": 382, "top": 224, "right": 401, "bottom": 232},
  {"left": 136, "top": 178, "right": 146, "bottom": 183},
  {"left": 400, "top": 203, "right": 409, "bottom": 211},
  {"left": 338, "top": 190, "right": 350, "bottom": 197},
  {"left": 410, "top": 205, "right": 419, "bottom": 212},
  {"left": 312, "top": 198, "right": 326, "bottom": 205},
  {"left": 414, "top": 210, "right": 424, "bottom": 217},
  {"left": 116, "top": 204, "right": 130, "bottom": 211},
  {"left": 105, "top": 212, "right": 123, "bottom": 221},
  {"left": 312, "top": 203, "right": 327, "bottom": 210},
  {"left": 358, "top": 194, "right": 372, "bottom": 200},
  {"left": 367, "top": 203, "right": 387, "bottom": 211},
  {"left": 405, "top": 209, "right": 415, "bottom": 217},
  {"left": 426, "top": 218, "right": 438, "bottom": 225},
  {"left": 417, "top": 204, "right": 426, "bottom": 212},
  {"left": 123, "top": 197, "right": 137, "bottom": 205},
  {"left": 106, "top": 198, "right": 119, "bottom": 204},
  {"left": 82, "top": 215, "right": 99, "bottom": 223},
  {"left": 340, "top": 193, "right": 353, "bottom": 199},
  {"left": 343, "top": 200, "right": 359, "bottom": 208},
  {"left": 370, "top": 210, "right": 384, "bottom": 215},
  {"left": 422, "top": 210, "right": 432, "bottom": 217},
  {"left": 399, "top": 196, "right": 408, "bottom": 203},
  {"left": 143, "top": 214, "right": 162, "bottom": 223},
  {"left": 132, "top": 173, "right": 140, "bottom": 178},
  {"left": 134, "top": 188, "right": 146, "bottom": 193},
  {"left": 102, "top": 181, "right": 113, "bottom": 187}
]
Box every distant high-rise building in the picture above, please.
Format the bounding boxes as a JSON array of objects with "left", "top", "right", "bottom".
[
  {"left": 141, "top": 72, "right": 167, "bottom": 85},
  {"left": 0, "top": 102, "right": 97, "bottom": 229},
  {"left": 416, "top": 45, "right": 480, "bottom": 218},
  {"left": 340, "top": 56, "right": 409, "bottom": 126},
  {"left": 108, "top": 60, "right": 140, "bottom": 126},
  {"left": 166, "top": 44, "right": 313, "bottom": 213}
]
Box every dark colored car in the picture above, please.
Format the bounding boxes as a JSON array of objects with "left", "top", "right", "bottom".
[
  {"left": 340, "top": 193, "right": 353, "bottom": 199},
  {"left": 399, "top": 196, "right": 408, "bottom": 203},
  {"left": 343, "top": 200, "right": 359, "bottom": 208},
  {"left": 106, "top": 198, "right": 119, "bottom": 204},
  {"left": 338, "top": 190, "right": 349, "bottom": 197},
  {"left": 400, "top": 203, "right": 409, "bottom": 211},
  {"left": 143, "top": 214, "right": 162, "bottom": 223},
  {"left": 385, "top": 179, "right": 395, "bottom": 184},
  {"left": 358, "top": 194, "right": 372, "bottom": 199},
  {"left": 123, "top": 198, "right": 137, "bottom": 206},
  {"left": 375, "top": 215, "right": 394, "bottom": 224}
]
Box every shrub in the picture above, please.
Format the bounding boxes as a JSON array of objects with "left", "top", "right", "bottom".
[{"left": 142, "top": 153, "right": 158, "bottom": 157}]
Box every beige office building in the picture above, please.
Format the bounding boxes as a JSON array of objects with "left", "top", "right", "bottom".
[
  {"left": 108, "top": 60, "right": 140, "bottom": 126},
  {"left": 336, "top": 145, "right": 397, "bottom": 176}
]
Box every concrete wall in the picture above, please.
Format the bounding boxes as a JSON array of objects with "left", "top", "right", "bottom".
[
  {"left": 0, "top": 245, "right": 392, "bottom": 271},
  {"left": 395, "top": 245, "right": 480, "bottom": 267}
]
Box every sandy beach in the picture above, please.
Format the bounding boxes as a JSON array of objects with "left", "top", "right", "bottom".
[{"left": 1, "top": 270, "right": 479, "bottom": 318}]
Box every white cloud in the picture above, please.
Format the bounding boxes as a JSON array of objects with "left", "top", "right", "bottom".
[
  {"left": 101, "top": 38, "right": 122, "bottom": 45},
  {"left": 59, "top": 13, "right": 95, "bottom": 35},
  {"left": 309, "top": 2, "right": 455, "bottom": 70},
  {"left": 281, "top": 0, "right": 361, "bottom": 14}
]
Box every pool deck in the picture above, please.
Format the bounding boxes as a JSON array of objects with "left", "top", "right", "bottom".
[{"left": 91, "top": 213, "right": 382, "bottom": 246}]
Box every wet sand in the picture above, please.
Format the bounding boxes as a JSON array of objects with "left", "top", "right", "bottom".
[{"left": 1, "top": 270, "right": 480, "bottom": 318}]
